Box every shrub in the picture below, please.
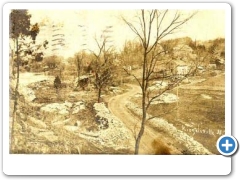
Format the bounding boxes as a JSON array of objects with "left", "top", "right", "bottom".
[{"left": 54, "top": 76, "right": 61, "bottom": 89}]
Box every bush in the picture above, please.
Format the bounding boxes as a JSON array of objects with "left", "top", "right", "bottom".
[{"left": 54, "top": 76, "right": 61, "bottom": 89}]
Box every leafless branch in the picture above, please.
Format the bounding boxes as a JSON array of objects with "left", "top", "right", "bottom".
[
  {"left": 123, "top": 68, "right": 143, "bottom": 89},
  {"left": 122, "top": 17, "right": 144, "bottom": 44}
]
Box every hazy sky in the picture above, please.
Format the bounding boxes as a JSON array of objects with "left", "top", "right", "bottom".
[{"left": 29, "top": 9, "right": 225, "bottom": 58}]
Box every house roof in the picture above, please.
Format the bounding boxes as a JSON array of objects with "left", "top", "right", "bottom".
[{"left": 173, "top": 59, "right": 188, "bottom": 66}]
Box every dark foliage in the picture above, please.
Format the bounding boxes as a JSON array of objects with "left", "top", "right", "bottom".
[{"left": 54, "top": 76, "right": 61, "bottom": 89}]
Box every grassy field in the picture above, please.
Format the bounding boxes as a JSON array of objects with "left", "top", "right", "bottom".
[{"left": 146, "top": 88, "right": 225, "bottom": 154}]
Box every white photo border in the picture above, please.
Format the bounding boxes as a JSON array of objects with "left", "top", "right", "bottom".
[{"left": 3, "top": 2, "right": 231, "bottom": 175}]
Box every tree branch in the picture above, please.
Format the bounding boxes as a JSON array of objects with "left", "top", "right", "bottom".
[{"left": 123, "top": 68, "right": 143, "bottom": 89}]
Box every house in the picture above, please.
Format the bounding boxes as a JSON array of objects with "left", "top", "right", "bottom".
[
  {"left": 173, "top": 59, "right": 190, "bottom": 76},
  {"left": 215, "top": 58, "right": 225, "bottom": 70},
  {"left": 208, "top": 58, "right": 225, "bottom": 70},
  {"left": 176, "top": 65, "right": 189, "bottom": 75},
  {"left": 154, "top": 58, "right": 190, "bottom": 78}
]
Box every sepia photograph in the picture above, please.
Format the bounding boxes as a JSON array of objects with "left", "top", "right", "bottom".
[{"left": 9, "top": 7, "right": 226, "bottom": 155}]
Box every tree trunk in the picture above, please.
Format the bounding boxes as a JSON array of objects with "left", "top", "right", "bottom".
[
  {"left": 11, "top": 38, "right": 19, "bottom": 153},
  {"left": 98, "top": 87, "right": 101, "bottom": 103},
  {"left": 134, "top": 51, "right": 147, "bottom": 155},
  {"left": 77, "top": 58, "right": 80, "bottom": 84},
  {"left": 135, "top": 92, "right": 147, "bottom": 154}
]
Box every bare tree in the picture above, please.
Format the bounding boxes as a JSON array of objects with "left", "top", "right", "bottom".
[
  {"left": 90, "top": 33, "right": 116, "bottom": 103},
  {"left": 122, "top": 9, "right": 196, "bottom": 154}
]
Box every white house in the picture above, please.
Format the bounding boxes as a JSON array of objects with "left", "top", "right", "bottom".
[{"left": 176, "top": 65, "right": 189, "bottom": 75}]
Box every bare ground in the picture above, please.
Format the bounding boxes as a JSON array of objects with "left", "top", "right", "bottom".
[{"left": 108, "top": 84, "right": 185, "bottom": 155}]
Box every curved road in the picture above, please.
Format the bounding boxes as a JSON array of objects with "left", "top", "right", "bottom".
[{"left": 108, "top": 84, "right": 182, "bottom": 155}]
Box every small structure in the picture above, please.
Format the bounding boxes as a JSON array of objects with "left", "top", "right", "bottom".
[
  {"left": 176, "top": 65, "right": 189, "bottom": 75},
  {"left": 215, "top": 58, "right": 225, "bottom": 70},
  {"left": 208, "top": 58, "right": 225, "bottom": 70},
  {"left": 154, "top": 59, "right": 190, "bottom": 78},
  {"left": 173, "top": 59, "right": 190, "bottom": 76}
]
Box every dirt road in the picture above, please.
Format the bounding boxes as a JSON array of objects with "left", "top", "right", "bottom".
[{"left": 108, "top": 84, "right": 182, "bottom": 155}]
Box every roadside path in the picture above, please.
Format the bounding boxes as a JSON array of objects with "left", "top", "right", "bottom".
[{"left": 108, "top": 84, "right": 182, "bottom": 154}]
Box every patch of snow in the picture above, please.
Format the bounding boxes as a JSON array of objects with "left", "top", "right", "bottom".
[
  {"left": 41, "top": 101, "right": 73, "bottom": 115},
  {"left": 151, "top": 93, "right": 179, "bottom": 104},
  {"left": 126, "top": 101, "right": 212, "bottom": 155},
  {"left": 41, "top": 102, "right": 70, "bottom": 115},
  {"left": 72, "top": 101, "right": 85, "bottom": 114},
  {"left": 19, "top": 86, "right": 36, "bottom": 102},
  {"left": 79, "top": 103, "right": 135, "bottom": 150},
  {"left": 149, "top": 81, "right": 168, "bottom": 90}
]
